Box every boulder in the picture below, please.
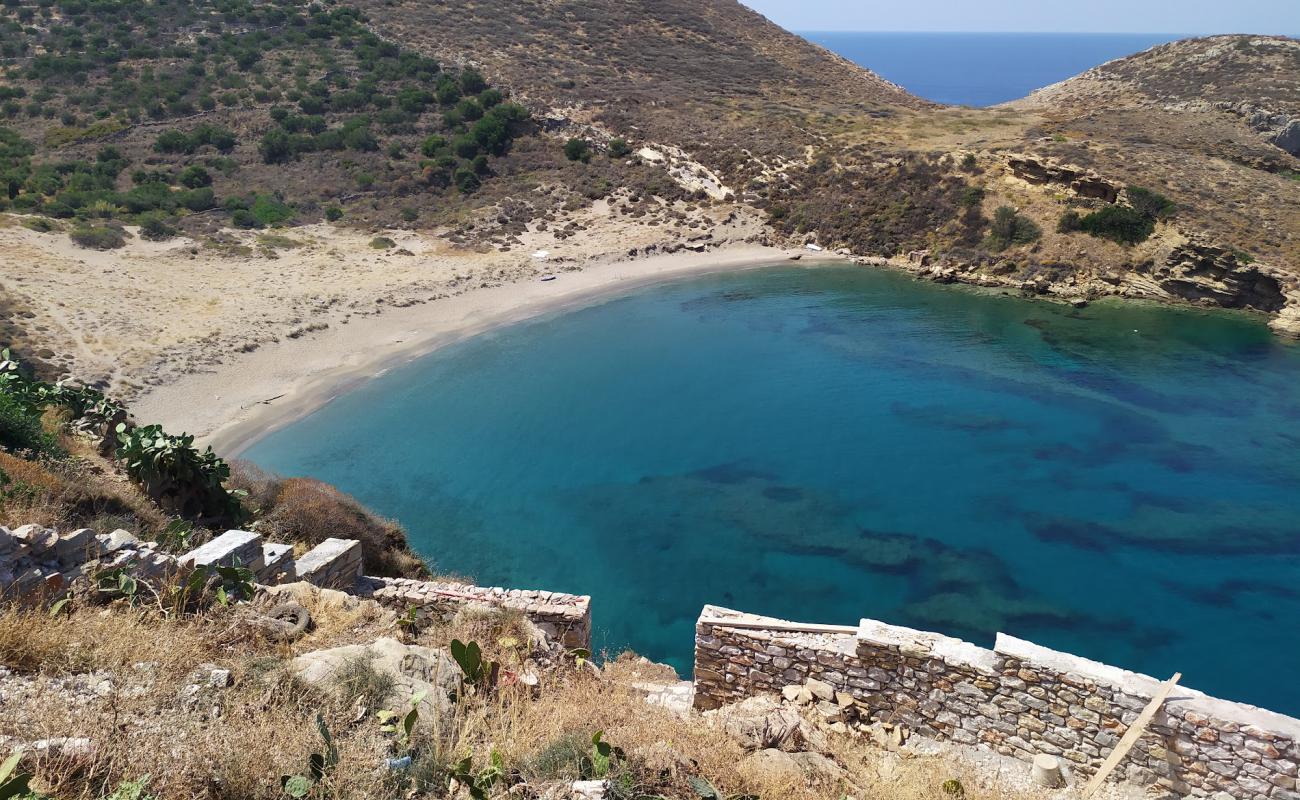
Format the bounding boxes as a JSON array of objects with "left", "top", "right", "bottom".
[
  {"left": 805, "top": 678, "right": 835, "bottom": 702},
  {"left": 103, "top": 529, "right": 139, "bottom": 552},
  {"left": 1272, "top": 120, "right": 1300, "bottom": 156},
  {"left": 705, "top": 696, "right": 828, "bottom": 754},
  {"left": 290, "top": 637, "right": 458, "bottom": 722},
  {"left": 53, "top": 529, "right": 98, "bottom": 565},
  {"left": 12, "top": 525, "right": 58, "bottom": 556}
]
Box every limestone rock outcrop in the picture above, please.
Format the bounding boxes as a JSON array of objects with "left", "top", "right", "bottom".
[
  {"left": 703, "top": 695, "right": 828, "bottom": 754},
  {"left": 1154, "top": 238, "right": 1289, "bottom": 312},
  {"left": 290, "top": 637, "right": 459, "bottom": 720},
  {"left": 1006, "top": 155, "right": 1120, "bottom": 202}
]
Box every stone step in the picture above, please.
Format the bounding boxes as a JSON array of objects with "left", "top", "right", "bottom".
[
  {"left": 180, "top": 530, "right": 264, "bottom": 574},
  {"left": 292, "top": 538, "right": 362, "bottom": 590},
  {"left": 257, "top": 542, "right": 295, "bottom": 583}
]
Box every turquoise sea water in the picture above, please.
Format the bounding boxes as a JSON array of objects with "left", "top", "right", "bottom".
[
  {"left": 802, "top": 32, "right": 1182, "bottom": 106},
  {"left": 247, "top": 267, "right": 1300, "bottom": 715}
]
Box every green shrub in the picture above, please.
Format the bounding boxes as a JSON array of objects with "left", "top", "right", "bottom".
[
  {"left": 452, "top": 135, "right": 479, "bottom": 159},
  {"left": 324, "top": 206, "right": 343, "bottom": 222},
  {"left": 251, "top": 195, "right": 294, "bottom": 227},
  {"left": 399, "top": 207, "right": 417, "bottom": 223},
  {"left": 0, "top": 392, "right": 55, "bottom": 454},
  {"left": 369, "top": 236, "right": 395, "bottom": 249},
  {"left": 138, "top": 213, "right": 177, "bottom": 241},
  {"left": 70, "top": 225, "right": 126, "bottom": 249},
  {"left": 178, "top": 187, "right": 216, "bottom": 212},
  {"left": 454, "top": 167, "right": 480, "bottom": 194},
  {"left": 608, "top": 138, "right": 631, "bottom": 158},
  {"left": 564, "top": 138, "right": 591, "bottom": 162},
  {"left": 460, "top": 68, "right": 487, "bottom": 95},
  {"left": 1057, "top": 210, "right": 1083, "bottom": 233},
  {"left": 116, "top": 423, "right": 242, "bottom": 520},
  {"left": 984, "top": 206, "right": 1040, "bottom": 251},
  {"left": 420, "top": 134, "right": 447, "bottom": 157},
  {"left": 1126, "top": 186, "right": 1176, "bottom": 220},
  {"left": 960, "top": 185, "right": 984, "bottom": 208},
  {"left": 1078, "top": 205, "right": 1154, "bottom": 245},
  {"left": 259, "top": 129, "right": 295, "bottom": 164},
  {"left": 231, "top": 208, "right": 261, "bottom": 229},
  {"left": 178, "top": 165, "right": 211, "bottom": 188}
]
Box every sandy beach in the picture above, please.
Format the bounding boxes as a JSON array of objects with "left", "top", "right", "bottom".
[
  {"left": 0, "top": 198, "right": 862, "bottom": 455},
  {"left": 134, "top": 244, "right": 845, "bottom": 455}
]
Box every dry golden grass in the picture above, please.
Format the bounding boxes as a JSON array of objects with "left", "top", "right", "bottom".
[
  {"left": 0, "top": 599, "right": 1043, "bottom": 800},
  {"left": 230, "top": 463, "right": 427, "bottom": 579}
]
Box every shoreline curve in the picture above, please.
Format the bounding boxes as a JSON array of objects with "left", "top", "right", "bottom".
[{"left": 130, "top": 245, "right": 847, "bottom": 458}]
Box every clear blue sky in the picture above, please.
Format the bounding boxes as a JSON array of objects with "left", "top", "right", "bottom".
[{"left": 739, "top": 0, "right": 1300, "bottom": 34}]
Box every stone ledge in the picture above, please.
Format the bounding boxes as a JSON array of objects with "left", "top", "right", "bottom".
[
  {"left": 997, "top": 633, "right": 1300, "bottom": 741},
  {"left": 861, "top": 618, "right": 998, "bottom": 674},
  {"left": 180, "top": 530, "right": 264, "bottom": 572}
]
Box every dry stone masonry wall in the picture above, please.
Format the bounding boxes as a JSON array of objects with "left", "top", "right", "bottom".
[
  {"left": 0, "top": 525, "right": 591, "bottom": 651},
  {"left": 695, "top": 605, "right": 1300, "bottom": 799},
  {"left": 360, "top": 576, "right": 592, "bottom": 650}
]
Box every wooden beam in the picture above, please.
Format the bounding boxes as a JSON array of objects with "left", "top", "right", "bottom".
[{"left": 1082, "top": 672, "right": 1182, "bottom": 798}]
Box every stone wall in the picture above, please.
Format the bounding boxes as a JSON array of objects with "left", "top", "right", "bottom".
[
  {"left": 695, "top": 605, "right": 1300, "bottom": 799},
  {"left": 0, "top": 525, "right": 592, "bottom": 652},
  {"left": 359, "top": 576, "right": 592, "bottom": 651}
]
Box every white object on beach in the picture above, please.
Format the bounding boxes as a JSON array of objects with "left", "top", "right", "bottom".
[
  {"left": 532, "top": 250, "right": 550, "bottom": 260},
  {"left": 540, "top": 274, "right": 557, "bottom": 282},
  {"left": 805, "top": 243, "right": 824, "bottom": 252}
]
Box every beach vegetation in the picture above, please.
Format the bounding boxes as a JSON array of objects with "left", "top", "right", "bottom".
[
  {"left": 70, "top": 224, "right": 127, "bottom": 250},
  {"left": 138, "top": 213, "right": 178, "bottom": 241}
]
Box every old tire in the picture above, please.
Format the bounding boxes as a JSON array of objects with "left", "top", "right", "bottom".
[{"left": 264, "top": 602, "right": 311, "bottom": 640}]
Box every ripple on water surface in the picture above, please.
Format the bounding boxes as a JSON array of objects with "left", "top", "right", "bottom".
[{"left": 246, "top": 266, "right": 1300, "bottom": 715}]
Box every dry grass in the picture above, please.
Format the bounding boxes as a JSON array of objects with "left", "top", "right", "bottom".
[
  {"left": 231, "top": 463, "right": 427, "bottom": 579},
  {"left": 0, "top": 446, "right": 169, "bottom": 536},
  {"left": 0, "top": 599, "right": 1042, "bottom": 800}
]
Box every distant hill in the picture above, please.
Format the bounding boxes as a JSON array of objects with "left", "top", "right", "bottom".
[
  {"left": 1, "top": 2, "right": 1298, "bottom": 341},
  {"left": 350, "top": 0, "right": 929, "bottom": 182},
  {"left": 1019, "top": 35, "right": 1300, "bottom": 114}
]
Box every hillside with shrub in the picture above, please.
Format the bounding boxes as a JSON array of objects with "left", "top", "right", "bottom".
[
  {"left": 0, "top": 348, "right": 426, "bottom": 578},
  {"left": 0, "top": 0, "right": 573, "bottom": 235}
]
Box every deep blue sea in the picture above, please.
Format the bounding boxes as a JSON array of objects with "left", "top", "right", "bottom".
[
  {"left": 247, "top": 268, "right": 1300, "bottom": 715},
  {"left": 801, "top": 32, "right": 1182, "bottom": 106}
]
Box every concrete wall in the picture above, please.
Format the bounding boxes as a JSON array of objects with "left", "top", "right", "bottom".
[{"left": 695, "top": 605, "right": 1300, "bottom": 799}]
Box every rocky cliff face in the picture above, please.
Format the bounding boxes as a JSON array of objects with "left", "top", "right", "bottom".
[{"left": 1154, "top": 239, "right": 1289, "bottom": 313}]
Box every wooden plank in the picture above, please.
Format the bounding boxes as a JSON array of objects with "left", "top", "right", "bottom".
[
  {"left": 697, "top": 616, "right": 859, "bottom": 635},
  {"left": 1082, "top": 672, "right": 1182, "bottom": 798}
]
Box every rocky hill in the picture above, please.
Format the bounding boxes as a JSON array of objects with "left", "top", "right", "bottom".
[{"left": 3, "top": 2, "right": 1299, "bottom": 358}]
